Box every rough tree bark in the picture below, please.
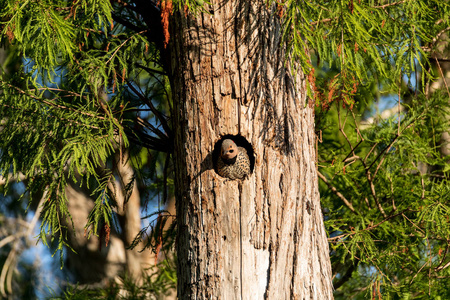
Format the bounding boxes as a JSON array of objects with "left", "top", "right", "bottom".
[{"left": 168, "top": 1, "right": 333, "bottom": 299}]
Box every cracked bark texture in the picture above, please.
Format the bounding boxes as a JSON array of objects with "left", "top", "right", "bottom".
[{"left": 168, "top": 1, "right": 333, "bottom": 299}]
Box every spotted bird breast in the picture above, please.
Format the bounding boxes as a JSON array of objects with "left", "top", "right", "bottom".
[{"left": 217, "top": 147, "right": 250, "bottom": 180}]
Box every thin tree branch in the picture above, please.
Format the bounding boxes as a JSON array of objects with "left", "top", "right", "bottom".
[
  {"left": 338, "top": 105, "right": 362, "bottom": 162},
  {"left": 367, "top": 135, "right": 400, "bottom": 173},
  {"left": 112, "top": 13, "right": 145, "bottom": 33},
  {"left": 409, "top": 257, "right": 429, "bottom": 285},
  {"left": 374, "top": 0, "right": 408, "bottom": 9},
  {"left": 106, "top": 29, "right": 148, "bottom": 65},
  {"left": 0, "top": 173, "right": 26, "bottom": 186},
  {"left": 125, "top": 80, "right": 173, "bottom": 140},
  {"left": 0, "top": 80, "right": 106, "bottom": 120},
  {"left": 372, "top": 123, "right": 415, "bottom": 179},
  {"left": 135, "top": 63, "right": 167, "bottom": 76},
  {"left": 333, "top": 262, "right": 358, "bottom": 290},
  {"left": 1, "top": 103, "right": 102, "bottom": 130},
  {"left": 364, "top": 142, "right": 379, "bottom": 164},
  {"left": 329, "top": 209, "right": 409, "bottom": 242},
  {"left": 366, "top": 170, "right": 386, "bottom": 217},
  {"left": 435, "top": 57, "right": 450, "bottom": 100},
  {"left": 431, "top": 26, "right": 450, "bottom": 45},
  {"left": 318, "top": 171, "right": 355, "bottom": 213}
]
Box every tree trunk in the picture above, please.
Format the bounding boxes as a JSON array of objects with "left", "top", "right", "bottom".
[
  {"left": 64, "top": 153, "right": 153, "bottom": 285},
  {"left": 429, "top": 33, "right": 450, "bottom": 159},
  {"left": 168, "top": 1, "right": 333, "bottom": 299}
]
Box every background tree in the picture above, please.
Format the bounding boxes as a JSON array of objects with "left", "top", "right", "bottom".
[{"left": 0, "top": 0, "right": 449, "bottom": 299}]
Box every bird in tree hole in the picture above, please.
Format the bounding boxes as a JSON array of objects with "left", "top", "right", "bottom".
[{"left": 217, "top": 139, "right": 250, "bottom": 180}]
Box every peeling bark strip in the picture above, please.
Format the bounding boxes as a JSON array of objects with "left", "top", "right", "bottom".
[
  {"left": 168, "top": 1, "right": 333, "bottom": 299},
  {"left": 160, "top": 0, "right": 173, "bottom": 48}
]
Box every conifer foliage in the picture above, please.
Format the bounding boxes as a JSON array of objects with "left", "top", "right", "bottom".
[
  {"left": 0, "top": 0, "right": 449, "bottom": 297},
  {"left": 0, "top": 0, "right": 173, "bottom": 261}
]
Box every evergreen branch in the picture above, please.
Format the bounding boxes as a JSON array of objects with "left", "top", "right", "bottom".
[
  {"left": 435, "top": 243, "right": 450, "bottom": 271},
  {"left": 0, "top": 173, "right": 27, "bottom": 186},
  {"left": 135, "top": 63, "right": 167, "bottom": 76},
  {"left": 351, "top": 110, "right": 365, "bottom": 143},
  {"left": 95, "top": 88, "right": 118, "bottom": 130},
  {"left": 374, "top": 0, "right": 409, "bottom": 9},
  {"left": 80, "top": 26, "right": 118, "bottom": 38},
  {"left": 310, "top": 18, "right": 335, "bottom": 26},
  {"left": 112, "top": 13, "right": 145, "bottom": 33},
  {"left": 35, "top": 87, "right": 85, "bottom": 98},
  {"left": 106, "top": 29, "right": 148, "bottom": 65},
  {"left": 0, "top": 104, "right": 102, "bottom": 130},
  {"left": 435, "top": 57, "right": 450, "bottom": 100},
  {"left": 318, "top": 171, "right": 355, "bottom": 213},
  {"left": 328, "top": 209, "right": 410, "bottom": 242},
  {"left": 144, "top": 69, "right": 173, "bottom": 115},
  {"left": 310, "top": 1, "right": 410, "bottom": 27},
  {"left": 371, "top": 122, "right": 415, "bottom": 179},
  {"left": 353, "top": 242, "right": 388, "bottom": 279},
  {"left": 409, "top": 257, "right": 429, "bottom": 285},
  {"left": 0, "top": 80, "right": 105, "bottom": 121},
  {"left": 125, "top": 80, "right": 173, "bottom": 141},
  {"left": 137, "top": 117, "right": 168, "bottom": 141},
  {"left": 435, "top": 261, "right": 450, "bottom": 272},
  {"left": 54, "top": 7, "right": 71, "bottom": 11},
  {"left": 72, "top": 134, "right": 112, "bottom": 146},
  {"left": 367, "top": 117, "right": 418, "bottom": 176},
  {"left": 364, "top": 142, "right": 379, "bottom": 165},
  {"left": 333, "top": 262, "right": 358, "bottom": 290},
  {"left": 41, "top": 98, "right": 105, "bottom": 120},
  {"left": 338, "top": 107, "right": 363, "bottom": 163},
  {"left": 432, "top": 26, "right": 450, "bottom": 44},
  {"left": 366, "top": 170, "right": 386, "bottom": 217},
  {"left": 402, "top": 213, "right": 425, "bottom": 235}
]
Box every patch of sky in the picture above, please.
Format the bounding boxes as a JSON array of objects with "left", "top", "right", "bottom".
[
  {"left": 370, "top": 70, "right": 418, "bottom": 120},
  {"left": 20, "top": 219, "right": 64, "bottom": 300}
]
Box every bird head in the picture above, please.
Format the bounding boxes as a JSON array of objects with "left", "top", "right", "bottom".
[{"left": 221, "top": 139, "right": 238, "bottom": 160}]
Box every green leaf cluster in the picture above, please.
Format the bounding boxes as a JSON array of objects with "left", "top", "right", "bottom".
[{"left": 277, "top": 0, "right": 449, "bottom": 102}]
